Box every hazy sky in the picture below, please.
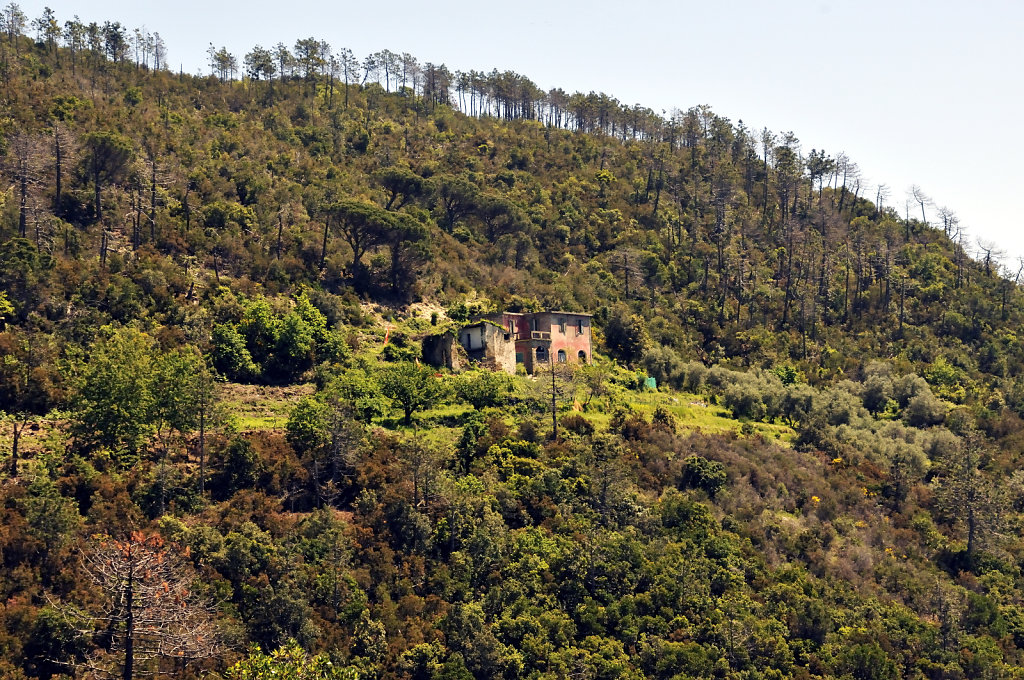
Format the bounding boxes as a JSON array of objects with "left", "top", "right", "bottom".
[{"left": 21, "top": 0, "right": 1024, "bottom": 263}]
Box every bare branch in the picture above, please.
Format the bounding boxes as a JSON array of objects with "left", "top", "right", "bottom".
[{"left": 55, "top": 532, "right": 223, "bottom": 679}]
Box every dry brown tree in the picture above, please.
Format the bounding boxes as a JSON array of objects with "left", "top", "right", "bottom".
[{"left": 64, "top": 531, "right": 222, "bottom": 680}]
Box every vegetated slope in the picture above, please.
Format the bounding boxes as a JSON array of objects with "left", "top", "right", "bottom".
[{"left": 3, "top": 10, "right": 1024, "bottom": 679}]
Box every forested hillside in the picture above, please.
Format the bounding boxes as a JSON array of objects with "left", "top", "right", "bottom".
[{"left": 4, "top": 6, "right": 1024, "bottom": 679}]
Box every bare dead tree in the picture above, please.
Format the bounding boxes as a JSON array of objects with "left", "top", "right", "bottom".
[
  {"left": 937, "top": 206, "right": 958, "bottom": 239},
  {"left": 835, "top": 153, "right": 859, "bottom": 213},
  {"left": 141, "top": 134, "right": 174, "bottom": 244},
  {"left": 875, "top": 183, "right": 889, "bottom": 218},
  {"left": 62, "top": 532, "right": 222, "bottom": 680},
  {"left": 954, "top": 225, "right": 970, "bottom": 288},
  {"left": 930, "top": 578, "right": 966, "bottom": 651},
  {"left": 6, "top": 131, "right": 44, "bottom": 238},
  {"left": 275, "top": 202, "right": 302, "bottom": 261},
  {"left": 609, "top": 248, "right": 642, "bottom": 300},
  {"left": 310, "top": 394, "right": 364, "bottom": 508},
  {"left": 398, "top": 433, "right": 445, "bottom": 508},
  {"left": 998, "top": 258, "right": 1024, "bottom": 319},
  {"left": 121, "top": 162, "right": 146, "bottom": 251},
  {"left": 52, "top": 121, "right": 78, "bottom": 214},
  {"left": 976, "top": 238, "right": 1004, "bottom": 278},
  {"left": 910, "top": 184, "right": 931, "bottom": 226}
]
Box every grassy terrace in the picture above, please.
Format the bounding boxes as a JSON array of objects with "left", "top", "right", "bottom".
[
  {"left": 2, "top": 366, "right": 793, "bottom": 462},
  {"left": 219, "top": 382, "right": 317, "bottom": 431},
  {"left": 3, "top": 344, "right": 794, "bottom": 467},
  {"left": 213, "top": 365, "right": 795, "bottom": 445}
]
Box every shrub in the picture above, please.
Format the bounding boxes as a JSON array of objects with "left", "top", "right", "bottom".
[
  {"left": 680, "top": 455, "right": 727, "bottom": 498},
  {"left": 652, "top": 406, "right": 677, "bottom": 433},
  {"left": 456, "top": 370, "right": 513, "bottom": 410},
  {"left": 835, "top": 643, "right": 897, "bottom": 680},
  {"left": 285, "top": 397, "right": 329, "bottom": 455},
  {"left": 893, "top": 373, "right": 930, "bottom": 409},
  {"left": 220, "top": 437, "right": 262, "bottom": 495},
  {"left": 906, "top": 390, "right": 946, "bottom": 427},
  {"left": 328, "top": 369, "right": 388, "bottom": 424},
  {"left": 681, "top": 361, "right": 708, "bottom": 392},
  {"left": 561, "top": 413, "right": 595, "bottom": 436},
  {"left": 603, "top": 307, "right": 649, "bottom": 365},
  {"left": 611, "top": 408, "right": 651, "bottom": 441},
  {"left": 644, "top": 344, "right": 685, "bottom": 389},
  {"left": 781, "top": 383, "right": 817, "bottom": 426},
  {"left": 380, "top": 342, "right": 420, "bottom": 362},
  {"left": 211, "top": 323, "right": 258, "bottom": 381},
  {"left": 924, "top": 428, "right": 960, "bottom": 461},
  {"left": 724, "top": 382, "right": 766, "bottom": 421},
  {"left": 379, "top": 362, "right": 450, "bottom": 426},
  {"left": 818, "top": 386, "right": 867, "bottom": 427},
  {"left": 276, "top": 312, "right": 315, "bottom": 379},
  {"left": 862, "top": 372, "right": 894, "bottom": 414}
]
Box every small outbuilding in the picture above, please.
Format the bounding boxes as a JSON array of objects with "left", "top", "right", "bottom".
[{"left": 421, "top": 332, "right": 466, "bottom": 372}]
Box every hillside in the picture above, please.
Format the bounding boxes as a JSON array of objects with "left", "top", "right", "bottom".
[{"left": 3, "top": 8, "right": 1024, "bottom": 679}]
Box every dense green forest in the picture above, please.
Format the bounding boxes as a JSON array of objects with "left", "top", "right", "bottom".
[{"left": 5, "top": 6, "right": 1024, "bottom": 679}]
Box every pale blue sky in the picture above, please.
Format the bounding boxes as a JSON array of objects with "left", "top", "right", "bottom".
[{"left": 21, "top": 0, "right": 1024, "bottom": 264}]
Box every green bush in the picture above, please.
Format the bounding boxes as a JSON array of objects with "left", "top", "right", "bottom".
[
  {"left": 680, "top": 455, "right": 727, "bottom": 498},
  {"left": 211, "top": 323, "right": 259, "bottom": 381},
  {"left": 603, "top": 307, "right": 649, "bottom": 365},
  {"left": 379, "top": 362, "right": 450, "bottom": 425},
  {"left": 455, "top": 370, "right": 513, "bottom": 410}
]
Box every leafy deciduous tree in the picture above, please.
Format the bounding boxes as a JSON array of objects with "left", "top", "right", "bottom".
[
  {"left": 0, "top": 329, "right": 60, "bottom": 476},
  {"left": 379, "top": 362, "right": 449, "bottom": 426},
  {"left": 71, "top": 327, "right": 156, "bottom": 462},
  {"left": 227, "top": 640, "right": 359, "bottom": 679},
  {"left": 455, "top": 370, "right": 513, "bottom": 410}
]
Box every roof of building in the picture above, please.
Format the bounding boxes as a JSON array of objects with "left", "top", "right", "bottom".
[
  {"left": 461, "top": 318, "right": 509, "bottom": 331},
  {"left": 537, "top": 310, "right": 593, "bottom": 317},
  {"left": 479, "top": 310, "right": 593, "bottom": 319}
]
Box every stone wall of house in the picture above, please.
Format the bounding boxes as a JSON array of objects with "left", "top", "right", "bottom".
[
  {"left": 478, "top": 324, "right": 516, "bottom": 374},
  {"left": 456, "top": 322, "right": 517, "bottom": 374}
]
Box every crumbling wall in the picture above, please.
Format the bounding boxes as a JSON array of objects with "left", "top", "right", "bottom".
[
  {"left": 479, "top": 324, "right": 516, "bottom": 374},
  {"left": 422, "top": 333, "right": 465, "bottom": 371}
]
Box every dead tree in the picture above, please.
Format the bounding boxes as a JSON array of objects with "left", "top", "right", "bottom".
[
  {"left": 937, "top": 206, "right": 959, "bottom": 239},
  {"left": 910, "top": 184, "right": 931, "bottom": 226},
  {"left": 976, "top": 239, "right": 1003, "bottom": 278},
  {"left": 6, "top": 132, "right": 43, "bottom": 237},
  {"left": 874, "top": 183, "right": 889, "bottom": 218},
  {"left": 52, "top": 122, "right": 77, "bottom": 214},
  {"left": 66, "top": 532, "right": 221, "bottom": 680}
]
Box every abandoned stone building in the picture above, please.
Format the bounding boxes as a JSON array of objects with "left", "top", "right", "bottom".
[
  {"left": 456, "top": 311, "right": 592, "bottom": 375},
  {"left": 421, "top": 332, "right": 466, "bottom": 372},
  {"left": 457, "top": 320, "right": 517, "bottom": 374}
]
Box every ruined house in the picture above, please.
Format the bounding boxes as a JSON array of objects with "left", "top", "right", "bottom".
[
  {"left": 459, "top": 311, "right": 593, "bottom": 375},
  {"left": 422, "top": 310, "right": 594, "bottom": 375},
  {"left": 421, "top": 332, "right": 466, "bottom": 372},
  {"left": 457, "top": 320, "right": 517, "bottom": 374}
]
